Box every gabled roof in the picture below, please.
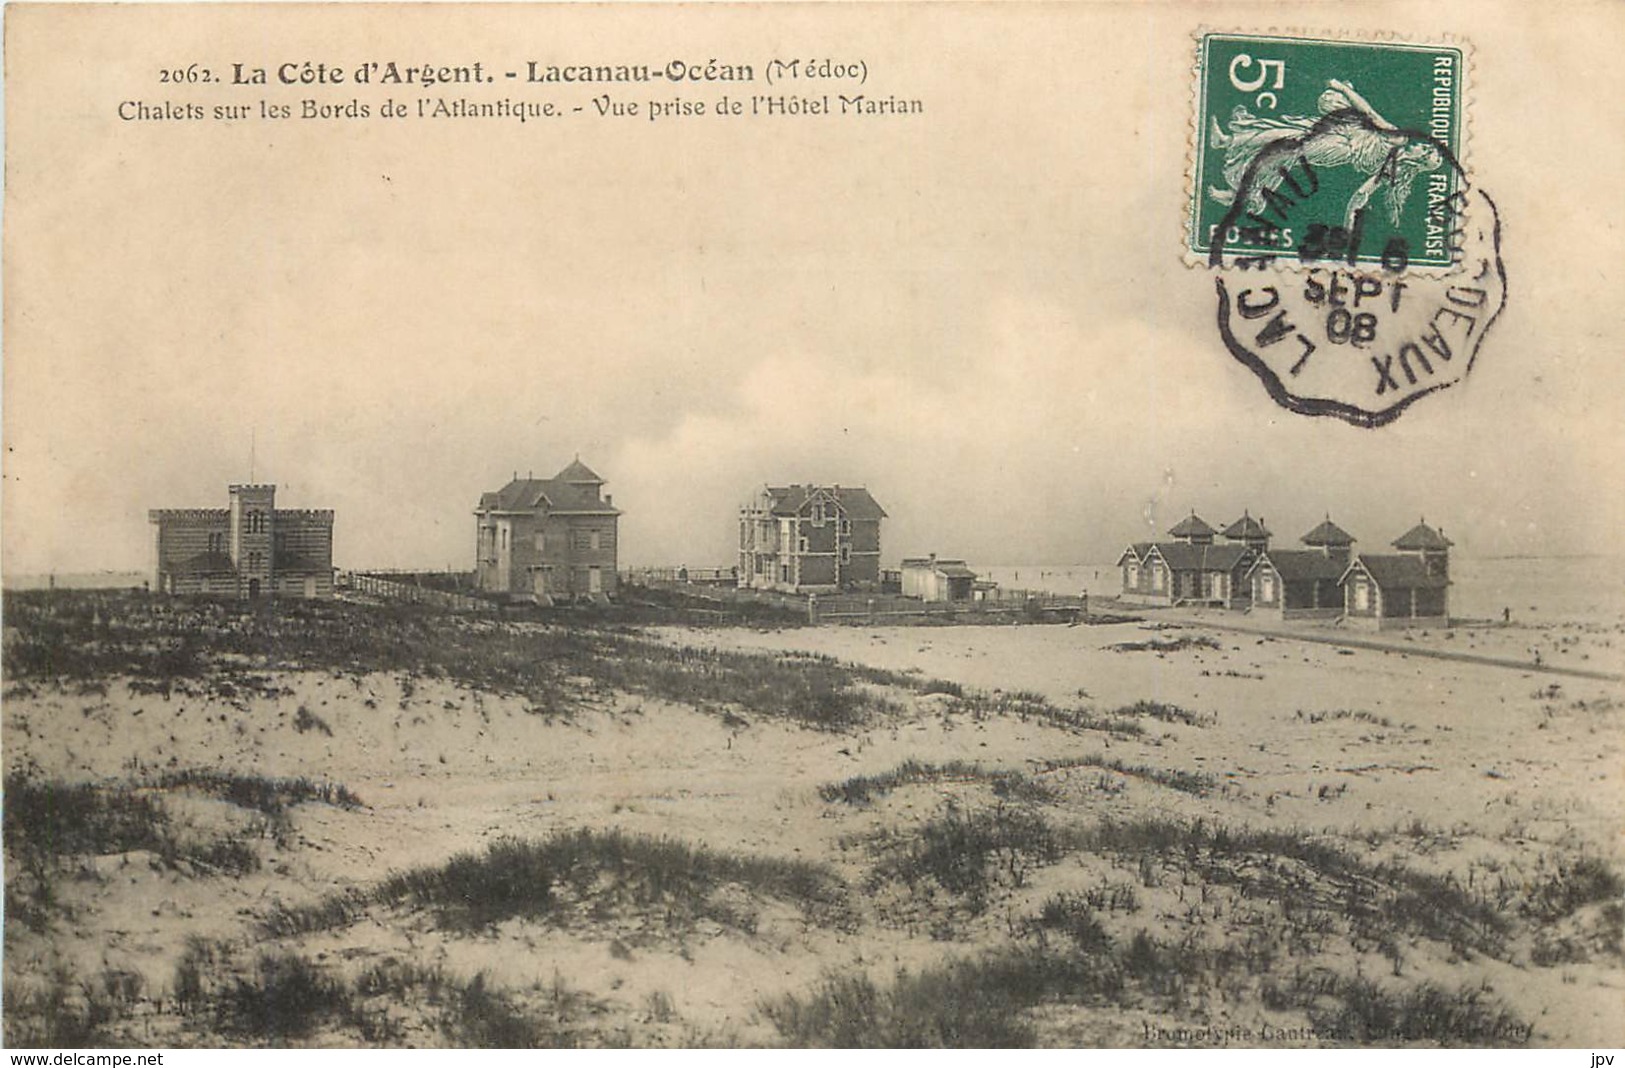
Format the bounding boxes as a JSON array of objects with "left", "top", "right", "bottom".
[
  {"left": 1342, "top": 554, "right": 1449, "bottom": 590},
  {"left": 1117, "top": 542, "right": 1153, "bottom": 565},
  {"left": 555, "top": 458, "right": 604, "bottom": 484},
  {"left": 1147, "top": 542, "right": 1253, "bottom": 572},
  {"left": 1301, "top": 518, "right": 1355, "bottom": 548},
  {"left": 480, "top": 479, "right": 553, "bottom": 512},
  {"left": 1392, "top": 522, "right": 1452, "bottom": 551},
  {"left": 1167, "top": 513, "right": 1216, "bottom": 539},
  {"left": 761, "top": 484, "right": 887, "bottom": 520},
  {"left": 477, "top": 473, "right": 620, "bottom": 515},
  {"left": 1248, "top": 549, "right": 1345, "bottom": 583},
  {"left": 1222, "top": 512, "right": 1271, "bottom": 540}
]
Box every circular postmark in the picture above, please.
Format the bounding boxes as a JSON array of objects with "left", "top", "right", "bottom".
[{"left": 1191, "top": 37, "right": 1506, "bottom": 428}]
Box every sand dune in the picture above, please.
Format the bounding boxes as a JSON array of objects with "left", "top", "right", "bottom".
[{"left": 4, "top": 594, "right": 1621, "bottom": 1047}]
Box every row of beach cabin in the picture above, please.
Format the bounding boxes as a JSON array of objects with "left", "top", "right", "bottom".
[{"left": 1118, "top": 512, "right": 1452, "bottom": 629}]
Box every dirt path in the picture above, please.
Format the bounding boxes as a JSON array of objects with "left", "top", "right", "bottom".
[{"left": 1140, "top": 608, "right": 1625, "bottom": 682}]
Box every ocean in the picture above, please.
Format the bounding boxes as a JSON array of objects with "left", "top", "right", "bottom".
[
  {"left": 4, "top": 570, "right": 149, "bottom": 592},
  {"left": 980, "top": 556, "right": 1625, "bottom": 626},
  {"left": 7, "top": 558, "right": 1622, "bottom": 628}
]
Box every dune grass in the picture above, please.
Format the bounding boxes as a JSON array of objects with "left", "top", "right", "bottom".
[
  {"left": 2, "top": 768, "right": 261, "bottom": 877},
  {"left": 264, "top": 827, "right": 853, "bottom": 939},
  {"left": 174, "top": 946, "right": 586, "bottom": 1047},
  {"left": 1076, "top": 816, "right": 1514, "bottom": 959},
  {"left": 1109, "top": 634, "right": 1223, "bottom": 654},
  {"left": 870, "top": 803, "right": 1063, "bottom": 914},
  {"left": 2, "top": 591, "right": 923, "bottom": 731},
  {"left": 766, "top": 924, "right": 1533, "bottom": 1048},
  {"left": 1037, "top": 754, "right": 1217, "bottom": 796},
  {"left": 135, "top": 765, "right": 364, "bottom": 816},
  {"left": 1, "top": 961, "right": 146, "bottom": 1048},
  {"left": 819, "top": 759, "right": 1056, "bottom": 806}
]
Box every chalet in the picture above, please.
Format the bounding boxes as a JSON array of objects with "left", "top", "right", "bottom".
[
  {"left": 900, "top": 554, "right": 978, "bottom": 602},
  {"left": 149, "top": 484, "right": 334, "bottom": 599},
  {"left": 1340, "top": 521, "right": 1451, "bottom": 629},
  {"left": 738, "top": 483, "right": 885, "bottom": 592},
  {"left": 1246, "top": 517, "right": 1355, "bottom": 621},
  {"left": 1119, "top": 511, "right": 1266, "bottom": 608},
  {"left": 474, "top": 459, "right": 621, "bottom": 603}
]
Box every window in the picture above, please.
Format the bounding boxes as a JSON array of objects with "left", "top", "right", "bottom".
[
  {"left": 1127, "top": 564, "right": 1139, "bottom": 586},
  {"left": 1260, "top": 573, "right": 1275, "bottom": 601},
  {"left": 1353, "top": 580, "right": 1370, "bottom": 611},
  {"left": 798, "top": 537, "right": 809, "bottom": 554},
  {"left": 1152, "top": 566, "right": 1165, "bottom": 591},
  {"left": 812, "top": 502, "right": 827, "bottom": 526},
  {"left": 840, "top": 517, "right": 851, "bottom": 536},
  {"left": 534, "top": 533, "right": 546, "bottom": 552},
  {"left": 209, "top": 532, "right": 224, "bottom": 555},
  {"left": 589, "top": 531, "right": 601, "bottom": 551},
  {"left": 840, "top": 544, "right": 851, "bottom": 563}
]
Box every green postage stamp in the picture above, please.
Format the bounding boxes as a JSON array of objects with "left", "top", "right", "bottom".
[
  {"left": 1190, "top": 33, "right": 1465, "bottom": 271},
  {"left": 1190, "top": 31, "right": 1505, "bottom": 429}
]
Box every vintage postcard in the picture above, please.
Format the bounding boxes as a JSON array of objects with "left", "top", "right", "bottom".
[{"left": 3, "top": 0, "right": 1622, "bottom": 1051}]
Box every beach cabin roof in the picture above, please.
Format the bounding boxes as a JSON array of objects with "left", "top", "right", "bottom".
[
  {"left": 1149, "top": 542, "right": 1251, "bottom": 573},
  {"left": 1340, "top": 554, "right": 1449, "bottom": 590},
  {"left": 1222, "top": 512, "right": 1271, "bottom": 540},
  {"left": 1301, "top": 518, "right": 1356, "bottom": 547},
  {"left": 1167, "top": 513, "right": 1216, "bottom": 539},
  {"left": 1248, "top": 549, "right": 1346, "bottom": 582},
  {"left": 1116, "top": 542, "right": 1153, "bottom": 566},
  {"left": 1392, "top": 522, "right": 1452, "bottom": 550}
]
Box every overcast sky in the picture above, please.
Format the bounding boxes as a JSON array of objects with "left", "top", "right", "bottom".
[{"left": 6, "top": 2, "right": 1623, "bottom": 575}]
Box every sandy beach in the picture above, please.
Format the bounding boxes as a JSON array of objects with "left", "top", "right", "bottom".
[{"left": 3, "top": 592, "right": 1621, "bottom": 1047}]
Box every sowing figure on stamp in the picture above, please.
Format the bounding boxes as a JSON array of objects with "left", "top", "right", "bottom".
[{"left": 1208, "top": 79, "right": 1443, "bottom": 229}]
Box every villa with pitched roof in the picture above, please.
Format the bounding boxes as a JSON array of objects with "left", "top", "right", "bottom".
[
  {"left": 473, "top": 459, "right": 621, "bottom": 602},
  {"left": 1340, "top": 521, "right": 1452, "bottom": 629},
  {"left": 738, "top": 483, "right": 886, "bottom": 592},
  {"left": 1246, "top": 517, "right": 1355, "bottom": 621}
]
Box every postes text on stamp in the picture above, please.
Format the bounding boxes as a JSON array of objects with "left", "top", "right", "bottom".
[{"left": 1191, "top": 33, "right": 1465, "bottom": 273}]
